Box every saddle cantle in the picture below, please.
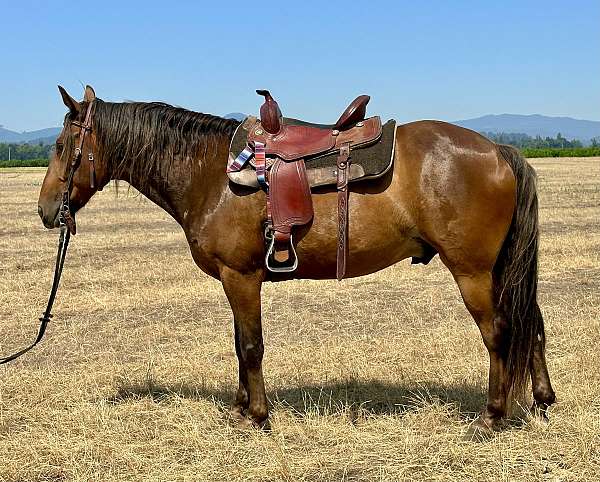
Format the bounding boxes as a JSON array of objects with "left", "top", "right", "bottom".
[{"left": 227, "top": 90, "right": 397, "bottom": 278}]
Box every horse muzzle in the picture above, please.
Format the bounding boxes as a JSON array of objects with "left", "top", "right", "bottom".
[{"left": 38, "top": 204, "right": 60, "bottom": 229}]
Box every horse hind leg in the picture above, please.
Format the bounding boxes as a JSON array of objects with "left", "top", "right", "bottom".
[
  {"left": 529, "top": 303, "right": 556, "bottom": 422},
  {"left": 454, "top": 271, "right": 512, "bottom": 433},
  {"left": 454, "top": 270, "right": 555, "bottom": 434}
]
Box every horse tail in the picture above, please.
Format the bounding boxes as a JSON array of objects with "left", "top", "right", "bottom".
[{"left": 493, "top": 144, "right": 544, "bottom": 397}]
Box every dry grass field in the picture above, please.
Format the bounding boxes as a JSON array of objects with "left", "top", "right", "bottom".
[{"left": 0, "top": 157, "right": 599, "bottom": 481}]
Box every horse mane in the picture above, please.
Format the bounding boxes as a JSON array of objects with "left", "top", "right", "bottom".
[{"left": 89, "top": 99, "right": 239, "bottom": 186}]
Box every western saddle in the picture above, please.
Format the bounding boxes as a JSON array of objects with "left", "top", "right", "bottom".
[{"left": 228, "top": 90, "right": 383, "bottom": 279}]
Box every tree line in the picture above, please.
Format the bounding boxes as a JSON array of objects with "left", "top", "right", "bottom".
[
  {"left": 0, "top": 142, "right": 54, "bottom": 161},
  {"left": 480, "top": 131, "right": 600, "bottom": 149}
]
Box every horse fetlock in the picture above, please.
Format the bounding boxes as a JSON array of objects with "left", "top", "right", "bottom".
[
  {"left": 234, "top": 386, "right": 249, "bottom": 408},
  {"left": 249, "top": 401, "right": 268, "bottom": 420},
  {"left": 533, "top": 385, "right": 556, "bottom": 407},
  {"left": 483, "top": 402, "right": 506, "bottom": 425}
]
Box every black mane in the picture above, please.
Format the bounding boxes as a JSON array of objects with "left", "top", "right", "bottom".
[{"left": 91, "top": 99, "right": 239, "bottom": 185}]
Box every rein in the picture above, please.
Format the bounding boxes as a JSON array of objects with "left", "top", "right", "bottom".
[{"left": 0, "top": 101, "right": 95, "bottom": 365}]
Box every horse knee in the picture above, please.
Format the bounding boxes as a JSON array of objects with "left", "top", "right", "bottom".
[{"left": 241, "top": 341, "right": 264, "bottom": 368}]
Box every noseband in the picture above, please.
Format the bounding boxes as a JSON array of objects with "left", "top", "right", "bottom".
[{"left": 0, "top": 101, "right": 95, "bottom": 364}]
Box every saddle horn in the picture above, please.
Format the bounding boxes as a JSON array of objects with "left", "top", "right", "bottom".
[{"left": 256, "top": 90, "right": 282, "bottom": 135}]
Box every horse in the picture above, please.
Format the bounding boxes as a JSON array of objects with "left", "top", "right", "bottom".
[{"left": 37, "top": 85, "right": 555, "bottom": 434}]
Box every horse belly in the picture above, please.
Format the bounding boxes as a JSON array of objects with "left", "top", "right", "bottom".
[{"left": 290, "top": 189, "right": 421, "bottom": 280}]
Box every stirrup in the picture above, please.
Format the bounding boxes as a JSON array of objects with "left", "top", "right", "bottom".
[{"left": 265, "top": 233, "right": 298, "bottom": 273}]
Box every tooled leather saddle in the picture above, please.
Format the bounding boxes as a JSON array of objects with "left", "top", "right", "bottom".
[{"left": 228, "top": 90, "right": 389, "bottom": 279}]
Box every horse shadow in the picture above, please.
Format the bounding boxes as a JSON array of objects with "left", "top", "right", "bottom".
[{"left": 104, "top": 375, "right": 487, "bottom": 420}]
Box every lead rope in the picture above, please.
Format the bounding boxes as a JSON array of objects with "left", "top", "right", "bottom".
[
  {"left": 0, "top": 221, "right": 70, "bottom": 364},
  {"left": 0, "top": 100, "right": 94, "bottom": 364}
]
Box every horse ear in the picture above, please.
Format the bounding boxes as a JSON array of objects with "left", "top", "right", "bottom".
[
  {"left": 58, "top": 85, "right": 81, "bottom": 115},
  {"left": 84, "top": 85, "right": 96, "bottom": 103}
]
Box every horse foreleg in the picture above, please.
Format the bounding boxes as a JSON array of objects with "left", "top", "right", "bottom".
[
  {"left": 455, "top": 272, "right": 510, "bottom": 433},
  {"left": 231, "top": 319, "right": 250, "bottom": 419},
  {"left": 220, "top": 267, "right": 268, "bottom": 428}
]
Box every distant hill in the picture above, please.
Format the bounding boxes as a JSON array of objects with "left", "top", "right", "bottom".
[
  {"left": 224, "top": 112, "right": 247, "bottom": 121},
  {"left": 454, "top": 114, "right": 600, "bottom": 143},
  {"left": 0, "top": 126, "right": 61, "bottom": 144}
]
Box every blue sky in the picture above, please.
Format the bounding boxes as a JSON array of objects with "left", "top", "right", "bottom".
[{"left": 1, "top": 0, "right": 599, "bottom": 131}]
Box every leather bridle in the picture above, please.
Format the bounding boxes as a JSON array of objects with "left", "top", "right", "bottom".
[
  {"left": 62, "top": 100, "right": 96, "bottom": 235},
  {"left": 0, "top": 101, "right": 95, "bottom": 364}
]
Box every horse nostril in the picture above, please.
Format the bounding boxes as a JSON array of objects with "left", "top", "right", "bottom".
[{"left": 38, "top": 205, "right": 44, "bottom": 219}]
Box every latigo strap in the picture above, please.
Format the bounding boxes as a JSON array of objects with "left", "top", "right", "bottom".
[{"left": 336, "top": 143, "right": 351, "bottom": 280}]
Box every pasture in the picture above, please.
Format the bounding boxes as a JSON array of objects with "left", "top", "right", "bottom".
[{"left": 1, "top": 158, "right": 599, "bottom": 481}]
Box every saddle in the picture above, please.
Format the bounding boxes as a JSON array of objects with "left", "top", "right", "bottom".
[{"left": 228, "top": 90, "right": 388, "bottom": 279}]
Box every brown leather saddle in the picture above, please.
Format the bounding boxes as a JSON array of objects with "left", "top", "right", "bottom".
[{"left": 228, "top": 90, "right": 385, "bottom": 279}]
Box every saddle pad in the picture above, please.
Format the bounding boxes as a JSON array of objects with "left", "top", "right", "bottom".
[{"left": 228, "top": 117, "right": 397, "bottom": 189}]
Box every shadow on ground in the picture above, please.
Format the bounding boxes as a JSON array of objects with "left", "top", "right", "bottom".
[{"left": 104, "top": 375, "right": 486, "bottom": 419}]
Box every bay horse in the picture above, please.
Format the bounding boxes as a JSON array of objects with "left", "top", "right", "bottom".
[{"left": 37, "top": 85, "right": 555, "bottom": 434}]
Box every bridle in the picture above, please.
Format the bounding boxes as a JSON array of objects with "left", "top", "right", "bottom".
[
  {"left": 0, "top": 101, "right": 95, "bottom": 364},
  {"left": 62, "top": 100, "right": 97, "bottom": 234}
]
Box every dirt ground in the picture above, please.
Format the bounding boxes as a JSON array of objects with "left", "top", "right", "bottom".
[{"left": 0, "top": 157, "right": 599, "bottom": 481}]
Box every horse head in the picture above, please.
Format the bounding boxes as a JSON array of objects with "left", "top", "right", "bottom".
[{"left": 38, "top": 85, "right": 108, "bottom": 230}]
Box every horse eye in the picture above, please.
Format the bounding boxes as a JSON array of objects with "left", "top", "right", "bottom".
[{"left": 56, "top": 143, "right": 64, "bottom": 154}]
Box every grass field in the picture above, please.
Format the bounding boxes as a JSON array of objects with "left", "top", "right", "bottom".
[{"left": 1, "top": 158, "right": 599, "bottom": 481}]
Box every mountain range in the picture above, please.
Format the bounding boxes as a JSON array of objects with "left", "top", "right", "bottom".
[
  {"left": 0, "top": 126, "right": 61, "bottom": 144},
  {"left": 453, "top": 114, "right": 600, "bottom": 143},
  {"left": 224, "top": 112, "right": 246, "bottom": 121},
  {"left": 2, "top": 114, "right": 599, "bottom": 145}
]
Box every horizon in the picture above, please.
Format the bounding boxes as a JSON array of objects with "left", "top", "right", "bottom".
[
  {"left": 2, "top": 112, "right": 600, "bottom": 134},
  {"left": 1, "top": 0, "right": 599, "bottom": 131}
]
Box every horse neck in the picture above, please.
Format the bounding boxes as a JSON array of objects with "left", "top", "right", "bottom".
[{"left": 111, "top": 136, "right": 231, "bottom": 226}]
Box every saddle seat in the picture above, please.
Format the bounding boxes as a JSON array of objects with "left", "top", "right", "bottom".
[{"left": 257, "top": 89, "right": 370, "bottom": 134}]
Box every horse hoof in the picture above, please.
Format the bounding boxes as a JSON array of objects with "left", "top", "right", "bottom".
[
  {"left": 231, "top": 414, "right": 271, "bottom": 431},
  {"left": 229, "top": 406, "right": 246, "bottom": 422},
  {"left": 463, "top": 417, "right": 497, "bottom": 442},
  {"left": 233, "top": 417, "right": 256, "bottom": 430},
  {"left": 529, "top": 404, "right": 550, "bottom": 426}
]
